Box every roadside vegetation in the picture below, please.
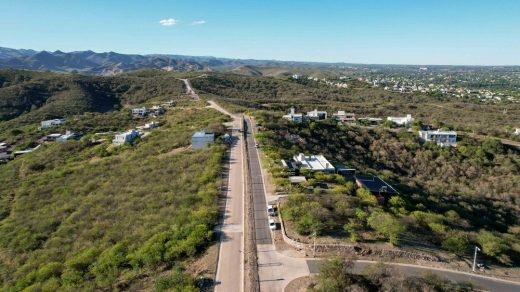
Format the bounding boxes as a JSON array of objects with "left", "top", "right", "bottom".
[
  {"left": 253, "top": 111, "right": 520, "bottom": 266},
  {"left": 309, "top": 257, "right": 476, "bottom": 292},
  {"left": 0, "top": 70, "right": 230, "bottom": 289}
]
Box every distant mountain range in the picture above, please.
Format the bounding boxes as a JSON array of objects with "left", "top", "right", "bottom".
[{"left": 0, "top": 47, "right": 323, "bottom": 76}]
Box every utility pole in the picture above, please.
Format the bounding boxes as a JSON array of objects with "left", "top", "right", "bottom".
[{"left": 472, "top": 246, "right": 481, "bottom": 272}]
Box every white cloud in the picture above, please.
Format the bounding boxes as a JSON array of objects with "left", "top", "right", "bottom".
[
  {"left": 159, "top": 18, "right": 178, "bottom": 26},
  {"left": 191, "top": 20, "right": 206, "bottom": 25}
]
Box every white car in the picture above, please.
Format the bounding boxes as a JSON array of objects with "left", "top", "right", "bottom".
[
  {"left": 269, "top": 219, "right": 277, "bottom": 230},
  {"left": 267, "top": 205, "right": 275, "bottom": 216},
  {"left": 255, "top": 143, "right": 259, "bottom": 148}
]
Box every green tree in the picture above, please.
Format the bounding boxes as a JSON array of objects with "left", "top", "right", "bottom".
[
  {"left": 310, "top": 257, "right": 354, "bottom": 292},
  {"left": 367, "top": 211, "right": 405, "bottom": 245},
  {"left": 441, "top": 231, "right": 468, "bottom": 255}
]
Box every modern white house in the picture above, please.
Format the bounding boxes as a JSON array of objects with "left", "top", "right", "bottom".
[
  {"left": 514, "top": 128, "right": 520, "bottom": 135},
  {"left": 418, "top": 130, "right": 457, "bottom": 147},
  {"left": 56, "top": 131, "right": 77, "bottom": 142},
  {"left": 192, "top": 131, "right": 215, "bottom": 149},
  {"left": 307, "top": 109, "right": 328, "bottom": 120},
  {"left": 132, "top": 107, "right": 148, "bottom": 117},
  {"left": 41, "top": 119, "right": 65, "bottom": 129},
  {"left": 387, "top": 114, "right": 413, "bottom": 126},
  {"left": 143, "top": 121, "right": 160, "bottom": 129},
  {"left": 283, "top": 108, "right": 303, "bottom": 123},
  {"left": 332, "top": 111, "right": 356, "bottom": 122},
  {"left": 293, "top": 153, "right": 335, "bottom": 172},
  {"left": 113, "top": 129, "right": 140, "bottom": 145}
]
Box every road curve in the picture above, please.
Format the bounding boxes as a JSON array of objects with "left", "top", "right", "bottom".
[{"left": 306, "top": 256, "right": 520, "bottom": 291}]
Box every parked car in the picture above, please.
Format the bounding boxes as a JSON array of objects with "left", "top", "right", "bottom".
[
  {"left": 255, "top": 143, "right": 259, "bottom": 148},
  {"left": 267, "top": 205, "right": 275, "bottom": 216},
  {"left": 269, "top": 219, "right": 277, "bottom": 230}
]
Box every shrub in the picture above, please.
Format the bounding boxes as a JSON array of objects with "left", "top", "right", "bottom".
[
  {"left": 367, "top": 211, "right": 405, "bottom": 245},
  {"left": 441, "top": 231, "right": 468, "bottom": 255}
]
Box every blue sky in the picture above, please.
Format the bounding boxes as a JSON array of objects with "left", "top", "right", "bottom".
[{"left": 0, "top": 0, "right": 519, "bottom": 65}]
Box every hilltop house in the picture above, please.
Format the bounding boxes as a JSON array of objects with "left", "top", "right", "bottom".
[
  {"left": 41, "top": 119, "right": 65, "bottom": 129},
  {"left": 307, "top": 109, "right": 328, "bottom": 120},
  {"left": 143, "top": 121, "right": 160, "bottom": 129},
  {"left": 387, "top": 114, "right": 413, "bottom": 126},
  {"left": 132, "top": 107, "right": 148, "bottom": 117},
  {"left": 192, "top": 131, "right": 215, "bottom": 149},
  {"left": 418, "top": 130, "right": 457, "bottom": 147},
  {"left": 283, "top": 108, "right": 303, "bottom": 123},
  {"left": 332, "top": 111, "right": 356, "bottom": 123},
  {"left": 355, "top": 175, "right": 399, "bottom": 204},
  {"left": 113, "top": 129, "right": 140, "bottom": 145},
  {"left": 292, "top": 153, "right": 335, "bottom": 173},
  {"left": 149, "top": 105, "right": 165, "bottom": 116},
  {"left": 56, "top": 131, "right": 77, "bottom": 142}
]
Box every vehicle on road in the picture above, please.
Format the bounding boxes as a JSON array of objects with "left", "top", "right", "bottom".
[
  {"left": 269, "top": 219, "right": 277, "bottom": 230},
  {"left": 267, "top": 205, "right": 275, "bottom": 216},
  {"left": 255, "top": 143, "right": 259, "bottom": 148}
]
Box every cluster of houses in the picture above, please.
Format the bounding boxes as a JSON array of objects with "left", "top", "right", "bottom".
[
  {"left": 281, "top": 153, "right": 399, "bottom": 204},
  {"left": 282, "top": 108, "right": 458, "bottom": 147},
  {"left": 132, "top": 105, "right": 166, "bottom": 118}
]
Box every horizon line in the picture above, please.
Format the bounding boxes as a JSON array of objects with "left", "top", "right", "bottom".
[{"left": 1, "top": 45, "right": 519, "bottom": 67}]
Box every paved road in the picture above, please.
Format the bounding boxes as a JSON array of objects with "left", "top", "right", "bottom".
[
  {"left": 245, "top": 118, "right": 309, "bottom": 292},
  {"left": 207, "top": 101, "right": 244, "bottom": 292},
  {"left": 307, "top": 260, "right": 520, "bottom": 292},
  {"left": 245, "top": 119, "right": 273, "bottom": 245}
]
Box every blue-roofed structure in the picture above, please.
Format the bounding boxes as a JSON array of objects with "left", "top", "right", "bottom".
[{"left": 192, "top": 131, "right": 215, "bottom": 149}]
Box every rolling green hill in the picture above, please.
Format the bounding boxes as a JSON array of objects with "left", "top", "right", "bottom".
[{"left": 0, "top": 69, "right": 186, "bottom": 122}]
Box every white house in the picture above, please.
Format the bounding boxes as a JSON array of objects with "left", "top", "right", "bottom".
[
  {"left": 514, "top": 128, "right": 520, "bottom": 135},
  {"left": 143, "top": 121, "right": 160, "bottom": 129},
  {"left": 418, "top": 130, "right": 457, "bottom": 147},
  {"left": 292, "top": 74, "right": 300, "bottom": 80},
  {"left": 307, "top": 109, "right": 328, "bottom": 120},
  {"left": 192, "top": 131, "right": 215, "bottom": 149},
  {"left": 56, "top": 131, "right": 77, "bottom": 142},
  {"left": 41, "top": 119, "right": 65, "bottom": 129},
  {"left": 283, "top": 108, "right": 303, "bottom": 123},
  {"left": 387, "top": 114, "right": 413, "bottom": 126},
  {"left": 332, "top": 111, "right": 356, "bottom": 122},
  {"left": 293, "top": 153, "right": 335, "bottom": 173},
  {"left": 113, "top": 129, "right": 140, "bottom": 145},
  {"left": 132, "top": 107, "right": 148, "bottom": 117}
]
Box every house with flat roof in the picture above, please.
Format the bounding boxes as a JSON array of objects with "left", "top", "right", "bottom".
[
  {"left": 56, "top": 131, "right": 77, "bottom": 142},
  {"left": 387, "top": 114, "right": 413, "bottom": 126},
  {"left": 149, "top": 105, "right": 165, "bottom": 116},
  {"left": 332, "top": 111, "right": 356, "bottom": 123},
  {"left": 355, "top": 175, "right": 399, "bottom": 204},
  {"left": 132, "top": 107, "right": 148, "bottom": 117},
  {"left": 283, "top": 108, "right": 303, "bottom": 123},
  {"left": 113, "top": 129, "right": 140, "bottom": 145},
  {"left": 192, "top": 131, "right": 215, "bottom": 149},
  {"left": 293, "top": 153, "right": 335, "bottom": 173},
  {"left": 307, "top": 109, "right": 327, "bottom": 120},
  {"left": 41, "top": 119, "right": 65, "bottom": 129},
  {"left": 419, "top": 130, "right": 457, "bottom": 147}
]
